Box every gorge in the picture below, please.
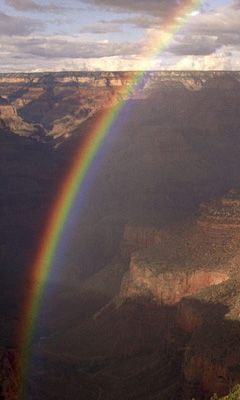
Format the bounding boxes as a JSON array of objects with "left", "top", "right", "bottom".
[{"left": 1, "top": 71, "right": 240, "bottom": 399}]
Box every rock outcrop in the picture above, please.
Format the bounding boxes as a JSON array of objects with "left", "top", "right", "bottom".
[
  {"left": 198, "top": 189, "right": 240, "bottom": 231},
  {"left": 0, "top": 96, "right": 44, "bottom": 138},
  {"left": 121, "top": 255, "right": 229, "bottom": 304},
  {"left": 120, "top": 188, "right": 240, "bottom": 302},
  {"left": 218, "top": 385, "right": 240, "bottom": 400},
  {"left": 117, "top": 190, "right": 240, "bottom": 398}
]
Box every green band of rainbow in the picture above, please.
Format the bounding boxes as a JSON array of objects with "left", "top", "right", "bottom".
[{"left": 18, "top": 1, "right": 204, "bottom": 397}]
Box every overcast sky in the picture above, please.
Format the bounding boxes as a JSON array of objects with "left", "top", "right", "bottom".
[{"left": 0, "top": 0, "right": 239, "bottom": 71}]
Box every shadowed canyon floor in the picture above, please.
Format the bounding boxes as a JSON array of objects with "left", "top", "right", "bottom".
[{"left": 1, "top": 72, "right": 240, "bottom": 399}]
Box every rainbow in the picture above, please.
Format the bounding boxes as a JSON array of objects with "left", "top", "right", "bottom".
[{"left": 17, "top": 0, "right": 204, "bottom": 397}]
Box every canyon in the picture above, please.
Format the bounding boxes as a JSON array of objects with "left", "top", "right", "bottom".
[
  {"left": 0, "top": 70, "right": 239, "bottom": 141},
  {"left": 39, "top": 190, "right": 240, "bottom": 399},
  {"left": 1, "top": 72, "right": 240, "bottom": 399}
]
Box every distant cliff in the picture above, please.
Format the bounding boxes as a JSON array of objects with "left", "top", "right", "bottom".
[
  {"left": 1, "top": 71, "right": 240, "bottom": 141},
  {"left": 0, "top": 71, "right": 240, "bottom": 90},
  {"left": 0, "top": 96, "right": 45, "bottom": 137}
]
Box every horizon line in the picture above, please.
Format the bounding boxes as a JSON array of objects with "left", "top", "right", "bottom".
[{"left": 0, "top": 70, "right": 240, "bottom": 75}]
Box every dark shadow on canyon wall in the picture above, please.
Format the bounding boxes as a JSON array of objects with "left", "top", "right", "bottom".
[
  {"left": 24, "top": 295, "right": 240, "bottom": 400},
  {"left": 2, "top": 74, "right": 240, "bottom": 399},
  {"left": 2, "top": 75, "right": 240, "bottom": 344}
]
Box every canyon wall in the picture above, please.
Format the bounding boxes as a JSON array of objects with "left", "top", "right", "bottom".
[
  {"left": 0, "top": 71, "right": 239, "bottom": 89},
  {"left": 41, "top": 189, "right": 240, "bottom": 399},
  {"left": 2, "top": 72, "right": 240, "bottom": 399},
  {"left": 116, "top": 191, "right": 240, "bottom": 399},
  {"left": 0, "top": 96, "right": 44, "bottom": 137},
  {"left": 1, "top": 71, "right": 240, "bottom": 141},
  {"left": 120, "top": 256, "right": 229, "bottom": 304},
  {"left": 119, "top": 190, "right": 240, "bottom": 304}
]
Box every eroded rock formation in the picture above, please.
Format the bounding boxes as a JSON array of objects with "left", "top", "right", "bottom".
[
  {"left": 37, "top": 189, "right": 240, "bottom": 400},
  {"left": 1, "top": 71, "right": 240, "bottom": 142},
  {"left": 2, "top": 72, "right": 240, "bottom": 400},
  {"left": 121, "top": 257, "right": 229, "bottom": 304},
  {"left": 0, "top": 96, "right": 44, "bottom": 138}
]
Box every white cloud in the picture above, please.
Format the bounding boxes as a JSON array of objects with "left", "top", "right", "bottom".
[{"left": 1, "top": 0, "right": 240, "bottom": 71}]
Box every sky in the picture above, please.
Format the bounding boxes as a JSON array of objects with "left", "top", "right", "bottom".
[{"left": 0, "top": 0, "right": 239, "bottom": 71}]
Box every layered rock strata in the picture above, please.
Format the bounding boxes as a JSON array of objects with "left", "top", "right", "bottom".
[
  {"left": 118, "top": 190, "right": 240, "bottom": 398},
  {"left": 0, "top": 96, "right": 44, "bottom": 137}
]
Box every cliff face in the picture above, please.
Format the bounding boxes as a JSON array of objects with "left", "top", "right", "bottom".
[
  {"left": 178, "top": 266, "right": 240, "bottom": 399},
  {"left": 0, "top": 70, "right": 239, "bottom": 88},
  {"left": 38, "top": 189, "right": 240, "bottom": 400},
  {"left": 117, "top": 190, "right": 240, "bottom": 398},
  {"left": 3, "top": 73, "right": 240, "bottom": 400},
  {"left": 0, "top": 97, "right": 17, "bottom": 129},
  {"left": 198, "top": 189, "right": 240, "bottom": 231},
  {"left": 120, "top": 256, "right": 229, "bottom": 304},
  {"left": 0, "top": 103, "right": 17, "bottom": 119},
  {"left": 119, "top": 204, "right": 240, "bottom": 305},
  {"left": 0, "top": 96, "right": 44, "bottom": 138},
  {"left": 1, "top": 71, "right": 240, "bottom": 141}
]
